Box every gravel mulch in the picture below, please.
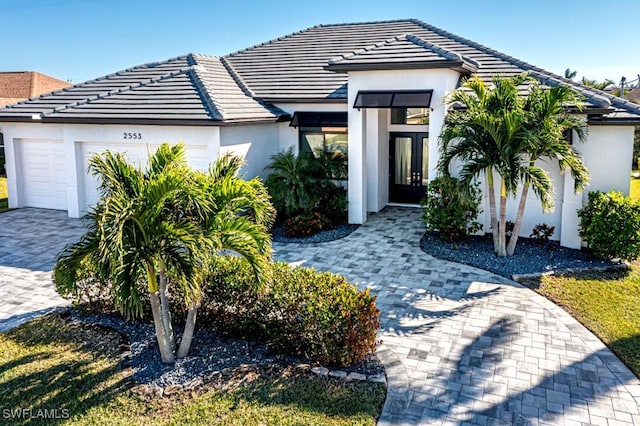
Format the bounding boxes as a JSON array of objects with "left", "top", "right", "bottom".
[
  {"left": 71, "top": 310, "right": 383, "bottom": 388},
  {"left": 272, "top": 223, "right": 359, "bottom": 244},
  {"left": 420, "top": 232, "right": 621, "bottom": 279}
]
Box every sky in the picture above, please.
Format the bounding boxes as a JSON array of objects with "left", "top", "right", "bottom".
[{"left": 1, "top": 0, "right": 639, "bottom": 86}]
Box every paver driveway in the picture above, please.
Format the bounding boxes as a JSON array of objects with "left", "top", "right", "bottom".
[
  {"left": 1, "top": 207, "right": 639, "bottom": 425},
  {"left": 274, "top": 207, "right": 640, "bottom": 425}
]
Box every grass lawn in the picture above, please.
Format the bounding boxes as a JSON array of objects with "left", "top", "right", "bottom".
[
  {"left": 630, "top": 177, "right": 640, "bottom": 201},
  {"left": 0, "top": 177, "right": 7, "bottom": 212},
  {"left": 523, "top": 267, "right": 640, "bottom": 378},
  {"left": 0, "top": 313, "right": 385, "bottom": 425}
]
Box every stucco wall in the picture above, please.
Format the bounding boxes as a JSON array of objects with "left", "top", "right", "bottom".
[{"left": 219, "top": 123, "right": 280, "bottom": 180}]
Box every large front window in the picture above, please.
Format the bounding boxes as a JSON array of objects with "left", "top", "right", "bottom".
[{"left": 299, "top": 127, "right": 348, "bottom": 180}]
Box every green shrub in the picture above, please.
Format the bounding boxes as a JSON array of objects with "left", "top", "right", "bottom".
[
  {"left": 530, "top": 223, "right": 555, "bottom": 245},
  {"left": 202, "top": 257, "right": 380, "bottom": 366},
  {"left": 284, "top": 212, "right": 332, "bottom": 238},
  {"left": 317, "top": 183, "right": 348, "bottom": 224},
  {"left": 420, "top": 176, "right": 482, "bottom": 242},
  {"left": 265, "top": 149, "right": 323, "bottom": 217},
  {"left": 578, "top": 191, "right": 640, "bottom": 261}
]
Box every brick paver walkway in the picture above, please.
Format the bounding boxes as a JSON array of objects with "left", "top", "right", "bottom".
[
  {"left": 1, "top": 207, "right": 639, "bottom": 425},
  {"left": 274, "top": 207, "right": 640, "bottom": 425}
]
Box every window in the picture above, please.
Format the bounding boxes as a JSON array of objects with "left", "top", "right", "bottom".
[
  {"left": 391, "top": 108, "right": 430, "bottom": 125},
  {"left": 299, "top": 127, "right": 348, "bottom": 180}
]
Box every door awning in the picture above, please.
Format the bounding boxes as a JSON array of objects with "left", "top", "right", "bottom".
[
  {"left": 353, "top": 90, "right": 433, "bottom": 109},
  {"left": 289, "top": 111, "right": 348, "bottom": 128}
]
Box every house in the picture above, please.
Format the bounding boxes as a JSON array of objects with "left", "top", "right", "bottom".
[
  {"left": 0, "top": 19, "right": 638, "bottom": 249},
  {"left": 0, "top": 71, "right": 70, "bottom": 107},
  {"left": 0, "top": 72, "right": 70, "bottom": 175}
]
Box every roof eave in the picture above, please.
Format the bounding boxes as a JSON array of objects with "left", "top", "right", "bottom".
[
  {"left": 0, "top": 115, "right": 288, "bottom": 127},
  {"left": 324, "top": 60, "right": 476, "bottom": 74}
]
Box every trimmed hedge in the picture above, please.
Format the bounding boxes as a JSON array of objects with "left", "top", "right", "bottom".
[
  {"left": 578, "top": 190, "right": 640, "bottom": 261},
  {"left": 201, "top": 257, "right": 380, "bottom": 366}
]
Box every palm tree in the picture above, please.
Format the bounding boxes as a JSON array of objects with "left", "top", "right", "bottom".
[
  {"left": 506, "top": 82, "right": 589, "bottom": 255},
  {"left": 54, "top": 144, "right": 273, "bottom": 362},
  {"left": 581, "top": 77, "right": 614, "bottom": 91},
  {"left": 440, "top": 74, "right": 589, "bottom": 256},
  {"left": 439, "top": 74, "right": 529, "bottom": 256},
  {"left": 564, "top": 68, "right": 578, "bottom": 80}
]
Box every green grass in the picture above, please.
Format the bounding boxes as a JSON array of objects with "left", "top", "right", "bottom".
[
  {"left": 524, "top": 267, "right": 640, "bottom": 377},
  {"left": 631, "top": 177, "right": 640, "bottom": 201},
  {"left": 0, "top": 313, "right": 385, "bottom": 425},
  {"left": 0, "top": 177, "right": 7, "bottom": 212}
]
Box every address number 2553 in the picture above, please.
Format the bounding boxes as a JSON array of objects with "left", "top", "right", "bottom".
[{"left": 123, "top": 132, "right": 142, "bottom": 140}]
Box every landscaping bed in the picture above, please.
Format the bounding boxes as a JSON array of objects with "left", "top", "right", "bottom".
[
  {"left": 272, "top": 222, "right": 359, "bottom": 244},
  {"left": 420, "top": 232, "right": 620, "bottom": 279},
  {"left": 0, "top": 312, "right": 386, "bottom": 425}
]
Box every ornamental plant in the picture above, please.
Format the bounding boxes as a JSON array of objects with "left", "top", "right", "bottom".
[
  {"left": 578, "top": 190, "right": 640, "bottom": 261},
  {"left": 420, "top": 175, "right": 482, "bottom": 242}
]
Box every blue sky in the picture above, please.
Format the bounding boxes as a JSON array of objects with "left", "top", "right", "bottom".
[{"left": 2, "top": 0, "right": 639, "bottom": 85}]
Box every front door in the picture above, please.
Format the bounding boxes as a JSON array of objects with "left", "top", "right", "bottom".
[{"left": 389, "top": 132, "right": 429, "bottom": 204}]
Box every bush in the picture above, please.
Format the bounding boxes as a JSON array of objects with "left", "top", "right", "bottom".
[
  {"left": 202, "top": 257, "right": 380, "bottom": 366},
  {"left": 317, "top": 183, "right": 348, "bottom": 224},
  {"left": 284, "top": 212, "right": 332, "bottom": 238},
  {"left": 578, "top": 191, "right": 640, "bottom": 261},
  {"left": 530, "top": 223, "right": 555, "bottom": 245},
  {"left": 420, "top": 176, "right": 482, "bottom": 242}
]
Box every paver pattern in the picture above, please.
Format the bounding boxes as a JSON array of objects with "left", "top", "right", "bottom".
[
  {"left": 274, "top": 207, "right": 640, "bottom": 425},
  {"left": 1, "top": 207, "right": 639, "bottom": 425},
  {"left": 0, "top": 208, "right": 85, "bottom": 332}
]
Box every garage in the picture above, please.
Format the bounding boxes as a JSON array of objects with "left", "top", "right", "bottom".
[
  {"left": 80, "top": 142, "right": 211, "bottom": 210},
  {"left": 19, "top": 139, "right": 67, "bottom": 210}
]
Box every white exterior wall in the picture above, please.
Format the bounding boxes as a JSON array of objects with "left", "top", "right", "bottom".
[
  {"left": 346, "top": 68, "right": 461, "bottom": 223},
  {"left": 273, "top": 102, "right": 348, "bottom": 154},
  {"left": 219, "top": 123, "right": 280, "bottom": 180},
  {"left": 2, "top": 122, "right": 220, "bottom": 217}
]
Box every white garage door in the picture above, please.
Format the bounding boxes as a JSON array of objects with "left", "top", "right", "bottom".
[
  {"left": 81, "top": 143, "right": 210, "bottom": 209},
  {"left": 20, "top": 140, "right": 67, "bottom": 210}
]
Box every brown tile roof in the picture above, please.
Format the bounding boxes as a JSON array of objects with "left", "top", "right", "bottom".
[{"left": 0, "top": 71, "right": 70, "bottom": 100}]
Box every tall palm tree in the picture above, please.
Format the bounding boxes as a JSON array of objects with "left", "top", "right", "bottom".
[
  {"left": 506, "top": 82, "right": 589, "bottom": 255},
  {"left": 439, "top": 74, "right": 528, "bottom": 256},
  {"left": 54, "top": 144, "right": 274, "bottom": 362}
]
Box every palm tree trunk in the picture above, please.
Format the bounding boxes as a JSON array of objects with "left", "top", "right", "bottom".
[
  {"left": 149, "top": 290, "right": 175, "bottom": 363},
  {"left": 158, "top": 262, "right": 176, "bottom": 352},
  {"left": 177, "top": 306, "right": 198, "bottom": 359},
  {"left": 507, "top": 183, "right": 529, "bottom": 256},
  {"left": 487, "top": 168, "right": 499, "bottom": 254},
  {"left": 498, "top": 181, "right": 507, "bottom": 257}
]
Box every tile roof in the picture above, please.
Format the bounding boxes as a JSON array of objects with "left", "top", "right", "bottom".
[
  {"left": 325, "top": 34, "right": 478, "bottom": 73},
  {"left": 0, "top": 19, "right": 637, "bottom": 124},
  {"left": 0, "top": 71, "right": 70, "bottom": 99},
  {"left": 0, "top": 55, "right": 286, "bottom": 125}
]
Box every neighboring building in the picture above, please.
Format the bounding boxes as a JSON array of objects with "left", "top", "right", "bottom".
[
  {"left": 0, "top": 19, "right": 638, "bottom": 249},
  {"left": 0, "top": 71, "right": 70, "bottom": 107}
]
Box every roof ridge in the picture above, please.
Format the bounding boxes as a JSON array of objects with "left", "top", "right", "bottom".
[
  {"left": 187, "top": 54, "right": 225, "bottom": 120},
  {"left": 41, "top": 65, "right": 195, "bottom": 117},
  {"left": 219, "top": 56, "right": 255, "bottom": 98},
  {"left": 408, "top": 19, "right": 620, "bottom": 109},
  {"left": 316, "top": 18, "right": 418, "bottom": 28},
  {"left": 5, "top": 54, "right": 194, "bottom": 110},
  {"left": 403, "top": 34, "right": 480, "bottom": 67}
]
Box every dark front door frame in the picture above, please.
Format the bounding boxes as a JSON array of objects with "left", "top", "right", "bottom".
[{"left": 389, "top": 132, "right": 429, "bottom": 204}]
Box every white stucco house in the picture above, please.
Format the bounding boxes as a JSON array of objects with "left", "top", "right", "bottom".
[{"left": 1, "top": 19, "right": 638, "bottom": 249}]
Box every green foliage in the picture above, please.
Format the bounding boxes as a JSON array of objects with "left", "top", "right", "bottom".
[
  {"left": 530, "top": 223, "right": 555, "bottom": 245},
  {"left": 578, "top": 191, "right": 640, "bottom": 261},
  {"left": 202, "top": 257, "right": 381, "bottom": 366},
  {"left": 265, "top": 148, "right": 348, "bottom": 227},
  {"left": 317, "top": 184, "right": 348, "bottom": 224},
  {"left": 265, "top": 149, "right": 323, "bottom": 217},
  {"left": 420, "top": 176, "right": 482, "bottom": 242},
  {"left": 284, "top": 212, "right": 332, "bottom": 238}
]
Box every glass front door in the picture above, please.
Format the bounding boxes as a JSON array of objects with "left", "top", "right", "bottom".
[{"left": 389, "top": 132, "right": 429, "bottom": 204}]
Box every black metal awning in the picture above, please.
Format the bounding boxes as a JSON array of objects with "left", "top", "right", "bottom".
[
  {"left": 289, "top": 111, "right": 348, "bottom": 128},
  {"left": 353, "top": 90, "right": 433, "bottom": 109}
]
